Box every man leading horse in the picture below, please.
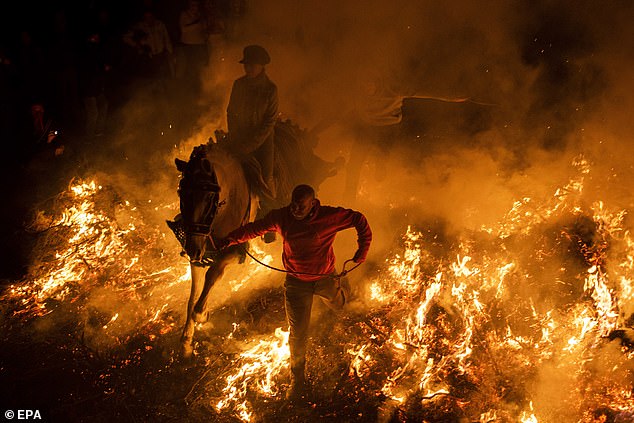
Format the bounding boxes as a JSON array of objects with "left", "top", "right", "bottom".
[{"left": 216, "top": 184, "right": 372, "bottom": 401}]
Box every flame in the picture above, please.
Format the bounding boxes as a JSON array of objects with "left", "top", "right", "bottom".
[
  {"left": 347, "top": 344, "right": 374, "bottom": 378},
  {"left": 335, "top": 156, "right": 634, "bottom": 420},
  {"left": 2, "top": 178, "right": 189, "bottom": 345},
  {"left": 215, "top": 327, "right": 290, "bottom": 421},
  {"left": 519, "top": 402, "right": 539, "bottom": 423},
  {"left": 5, "top": 156, "right": 634, "bottom": 422},
  {"left": 229, "top": 240, "right": 275, "bottom": 292}
]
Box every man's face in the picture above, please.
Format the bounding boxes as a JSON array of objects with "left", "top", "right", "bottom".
[
  {"left": 290, "top": 195, "right": 315, "bottom": 220},
  {"left": 143, "top": 12, "right": 155, "bottom": 24},
  {"left": 243, "top": 63, "right": 264, "bottom": 78},
  {"left": 188, "top": 0, "right": 200, "bottom": 12}
]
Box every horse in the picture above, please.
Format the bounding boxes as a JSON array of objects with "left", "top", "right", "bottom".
[
  {"left": 170, "top": 120, "right": 343, "bottom": 357},
  {"left": 170, "top": 142, "right": 258, "bottom": 357}
]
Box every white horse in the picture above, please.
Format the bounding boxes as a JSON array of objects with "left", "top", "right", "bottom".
[{"left": 173, "top": 143, "right": 258, "bottom": 357}]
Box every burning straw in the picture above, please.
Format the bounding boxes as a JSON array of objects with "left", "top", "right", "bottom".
[
  {"left": 2, "top": 156, "right": 634, "bottom": 421},
  {"left": 2, "top": 178, "right": 189, "bottom": 347},
  {"left": 201, "top": 155, "right": 634, "bottom": 421}
]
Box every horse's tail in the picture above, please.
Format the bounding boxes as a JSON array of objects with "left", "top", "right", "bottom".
[{"left": 274, "top": 120, "right": 308, "bottom": 204}]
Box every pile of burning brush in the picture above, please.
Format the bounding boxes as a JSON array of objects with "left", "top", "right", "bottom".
[
  {"left": 183, "top": 158, "right": 634, "bottom": 422},
  {"left": 2, "top": 155, "right": 634, "bottom": 422},
  {"left": 2, "top": 179, "right": 188, "bottom": 344}
]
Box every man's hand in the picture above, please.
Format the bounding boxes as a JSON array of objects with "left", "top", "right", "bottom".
[
  {"left": 215, "top": 237, "right": 230, "bottom": 250},
  {"left": 352, "top": 249, "right": 365, "bottom": 264}
]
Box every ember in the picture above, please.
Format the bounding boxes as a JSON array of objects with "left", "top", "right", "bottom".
[
  {"left": 3, "top": 2, "right": 634, "bottom": 422},
  {"left": 5, "top": 153, "right": 632, "bottom": 421},
  {"left": 2, "top": 178, "right": 189, "bottom": 341}
]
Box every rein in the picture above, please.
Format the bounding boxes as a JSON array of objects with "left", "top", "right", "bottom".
[{"left": 241, "top": 245, "right": 360, "bottom": 279}]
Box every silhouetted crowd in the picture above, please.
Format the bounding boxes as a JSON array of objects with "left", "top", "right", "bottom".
[
  {"left": 0, "top": 0, "right": 246, "bottom": 165},
  {"left": 0, "top": 0, "right": 247, "bottom": 279}
]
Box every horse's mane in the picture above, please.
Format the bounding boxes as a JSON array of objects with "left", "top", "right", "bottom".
[
  {"left": 203, "top": 144, "right": 253, "bottom": 237},
  {"left": 203, "top": 144, "right": 242, "bottom": 182}
]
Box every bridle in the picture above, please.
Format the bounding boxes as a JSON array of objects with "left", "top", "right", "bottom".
[{"left": 178, "top": 145, "right": 223, "bottom": 261}]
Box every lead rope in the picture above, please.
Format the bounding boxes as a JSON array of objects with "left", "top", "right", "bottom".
[{"left": 241, "top": 245, "right": 360, "bottom": 279}]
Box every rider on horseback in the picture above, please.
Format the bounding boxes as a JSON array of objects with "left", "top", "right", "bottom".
[{"left": 224, "top": 44, "right": 278, "bottom": 205}]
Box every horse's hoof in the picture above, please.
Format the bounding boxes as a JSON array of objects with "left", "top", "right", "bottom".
[
  {"left": 181, "top": 340, "right": 193, "bottom": 359},
  {"left": 192, "top": 310, "right": 207, "bottom": 323}
]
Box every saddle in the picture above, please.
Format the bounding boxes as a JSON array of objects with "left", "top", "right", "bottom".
[
  {"left": 241, "top": 156, "right": 276, "bottom": 204},
  {"left": 212, "top": 130, "right": 276, "bottom": 207}
]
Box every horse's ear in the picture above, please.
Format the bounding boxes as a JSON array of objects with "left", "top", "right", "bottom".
[{"left": 175, "top": 158, "right": 188, "bottom": 172}]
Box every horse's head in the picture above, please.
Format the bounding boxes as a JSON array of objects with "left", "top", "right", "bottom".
[{"left": 177, "top": 144, "right": 221, "bottom": 263}]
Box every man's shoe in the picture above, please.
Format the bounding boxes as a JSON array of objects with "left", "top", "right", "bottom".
[{"left": 286, "top": 377, "right": 307, "bottom": 401}]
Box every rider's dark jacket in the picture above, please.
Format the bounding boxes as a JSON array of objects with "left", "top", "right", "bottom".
[
  {"left": 224, "top": 200, "right": 372, "bottom": 281},
  {"left": 226, "top": 71, "right": 278, "bottom": 184}
]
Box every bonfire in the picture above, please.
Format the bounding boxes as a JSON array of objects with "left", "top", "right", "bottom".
[{"left": 2, "top": 155, "right": 633, "bottom": 422}]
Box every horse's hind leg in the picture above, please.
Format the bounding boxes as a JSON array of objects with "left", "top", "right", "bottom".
[
  {"left": 181, "top": 263, "right": 206, "bottom": 357},
  {"left": 192, "top": 254, "right": 235, "bottom": 323}
]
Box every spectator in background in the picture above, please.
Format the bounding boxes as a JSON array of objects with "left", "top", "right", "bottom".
[
  {"left": 92, "top": 7, "right": 125, "bottom": 111},
  {"left": 123, "top": 9, "right": 173, "bottom": 81},
  {"left": 179, "top": 0, "right": 208, "bottom": 97},
  {"left": 78, "top": 31, "right": 110, "bottom": 139},
  {"left": 15, "top": 30, "right": 50, "bottom": 153},
  {"left": 206, "top": 2, "right": 226, "bottom": 65},
  {"left": 225, "top": 0, "right": 246, "bottom": 39},
  {"left": 0, "top": 45, "right": 19, "bottom": 158},
  {"left": 15, "top": 30, "right": 46, "bottom": 106},
  {"left": 48, "top": 10, "right": 80, "bottom": 131}
]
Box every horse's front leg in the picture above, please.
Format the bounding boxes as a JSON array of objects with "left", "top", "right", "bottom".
[
  {"left": 181, "top": 263, "right": 206, "bottom": 357},
  {"left": 192, "top": 252, "right": 237, "bottom": 323}
]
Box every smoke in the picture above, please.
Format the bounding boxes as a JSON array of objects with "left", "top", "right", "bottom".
[
  {"left": 97, "top": 0, "right": 632, "bottom": 237},
  {"left": 41, "top": 0, "right": 633, "bottom": 418},
  {"left": 229, "top": 1, "right": 513, "bottom": 122},
  {"left": 178, "top": 1, "right": 634, "bottom": 419},
  {"left": 212, "top": 1, "right": 630, "bottom": 254},
  {"left": 96, "top": 0, "right": 634, "bottom": 231}
]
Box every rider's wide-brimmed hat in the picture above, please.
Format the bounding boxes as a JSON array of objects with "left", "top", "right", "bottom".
[{"left": 239, "top": 45, "right": 270, "bottom": 65}]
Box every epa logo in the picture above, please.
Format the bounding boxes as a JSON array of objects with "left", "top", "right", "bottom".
[{"left": 4, "top": 410, "right": 42, "bottom": 420}]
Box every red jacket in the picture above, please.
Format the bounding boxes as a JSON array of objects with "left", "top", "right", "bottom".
[{"left": 225, "top": 200, "right": 372, "bottom": 281}]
